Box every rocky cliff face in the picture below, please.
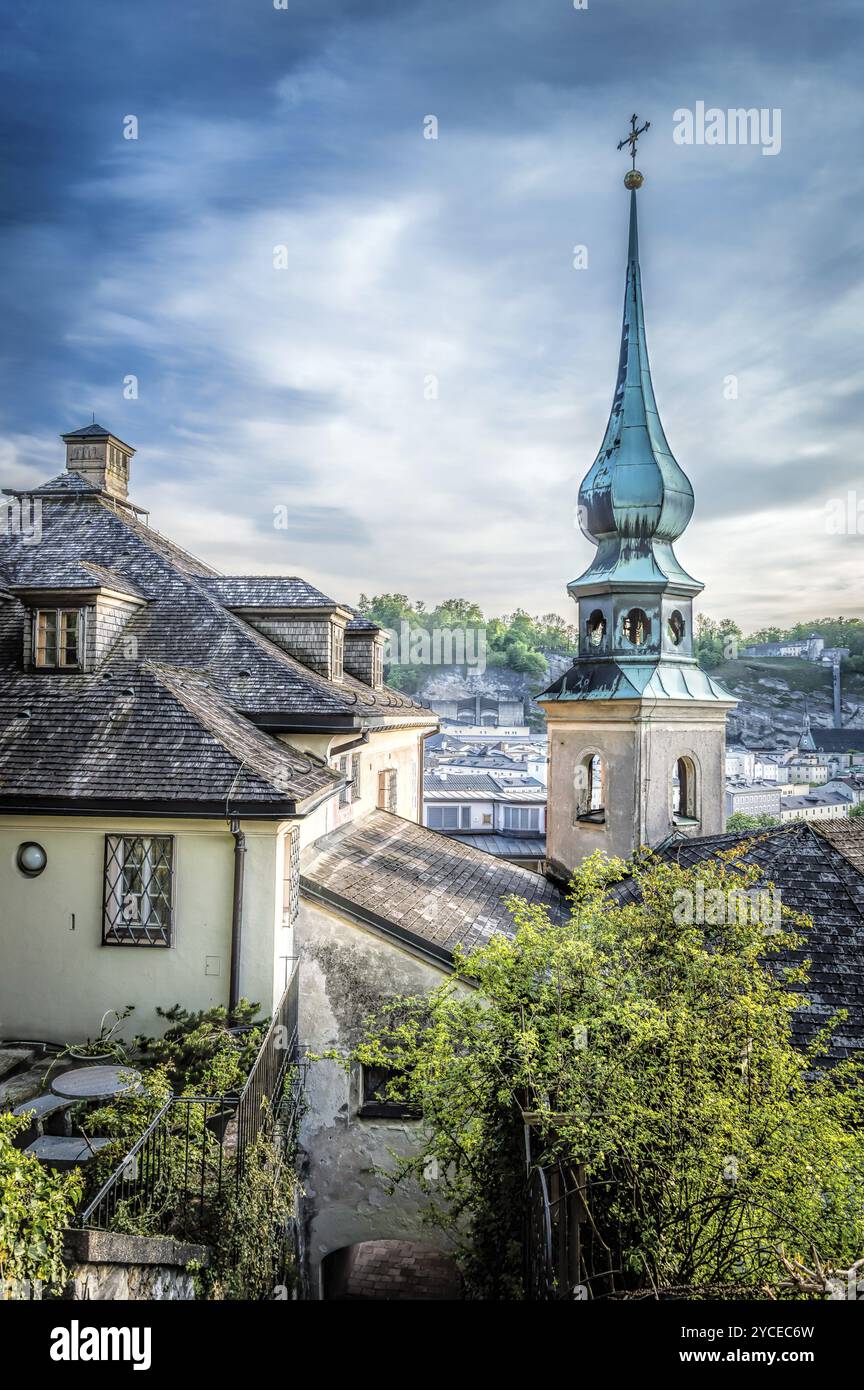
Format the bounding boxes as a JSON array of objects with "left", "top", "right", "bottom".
[{"left": 718, "top": 658, "right": 864, "bottom": 748}]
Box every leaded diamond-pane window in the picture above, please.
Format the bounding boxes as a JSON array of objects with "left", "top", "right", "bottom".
[{"left": 103, "top": 835, "right": 174, "bottom": 946}]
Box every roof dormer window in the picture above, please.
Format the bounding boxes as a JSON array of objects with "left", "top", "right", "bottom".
[{"left": 33, "top": 607, "right": 83, "bottom": 670}]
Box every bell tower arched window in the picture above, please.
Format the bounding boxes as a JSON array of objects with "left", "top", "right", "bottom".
[
  {"left": 576, "top": 752, "right": 605, "bottom": 824},
  {"left": 673, "top": 756, "right": 698, "bottom": 823},
  {"left": 586, "top": 609, "right": 607, "bottom": 649},
  {"left": 622, "top": 608, "right": 650, "bottom": 646}
]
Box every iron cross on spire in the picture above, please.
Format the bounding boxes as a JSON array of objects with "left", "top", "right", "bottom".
[{"left": 617, "top": 113, "right": 650, "bottom": 170}]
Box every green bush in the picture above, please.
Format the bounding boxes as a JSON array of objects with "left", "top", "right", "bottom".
[
  {"left": 354, "top": 847, "right": 864, "bottom": 1298},
  {"left": 0, "top": 1113, "right": 83, "bottom": 1297}
]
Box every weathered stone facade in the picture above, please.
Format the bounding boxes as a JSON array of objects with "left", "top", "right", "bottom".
[
  {"left": 63, "top": 1230, "right": 207, "bottom": 1301},
  {"left": 296, "top": 898, "right": 460, "bottom": 1297}
]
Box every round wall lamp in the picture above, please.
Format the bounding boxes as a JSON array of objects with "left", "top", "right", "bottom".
[{"left": 16, "top": 842, "right": 47, "bottom": 877}]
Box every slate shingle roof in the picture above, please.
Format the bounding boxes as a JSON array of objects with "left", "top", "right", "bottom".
[
  {"left": 9, "top": 471, "right": 101, "bottom": 497},
  {"left": 301, "top": 809, "right": 566, "bottom": 960},
  {"left": 0, "top": 662, "right": 338, "bottom": 810},
  {"left": 61, "top": 423, "right": 115, "bottom": 439},
  {"left": 801, "top": 729, "right": 864, "bottom": 754},
  {"left": 201, "top": 576, "right": 339, "bottom": 609},
  {"left": 613, "top": 822, "right": 864, "bottom": 1060},
  {"left": 0, "top": 481, "right": 434, "bottom": 812},
  {"left": 423, "top": 774, "right": 546, "bottom": 801},
  {"left": 344, "top": 606, "right": 379, "bottom": 632},
  {"left": 7, "top": 558, "right": 146, "bottom": 598}
]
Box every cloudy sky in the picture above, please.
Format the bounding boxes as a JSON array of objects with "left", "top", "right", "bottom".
[{"left": 1, "top": 0, "right": 862, "bottom": 631}]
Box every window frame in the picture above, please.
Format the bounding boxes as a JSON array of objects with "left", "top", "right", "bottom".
[
  {"left": 427, "top": 804, "right": 471, "bottom": 830},
  {"left": 672, "top": 755, "right": 700, "bottom": 825},
  {"left": 502, "top": 805, "right": 541, "bottom": 832},
  {"left": 358, "top": 1064, "right": 420, "bottom": 1120},
  {"left": 102, "top": 833, "right": 175, "bottom": 947},
  {"left": 576, "top": 752, "right": 606, "bottom": 825},
  {"left": 378, "top": 767, "right": 398, "bottom": 813},
  {"left": 33, "top": 606, "right": 85, "bottom": 671},
  {"left": 283, "top": 828, "right": 300, "bottom": 928},
  {"left": 331, "top": 624, "right": 345, "bottom": 680}
]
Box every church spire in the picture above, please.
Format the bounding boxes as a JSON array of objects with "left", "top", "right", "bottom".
[
  {"left": 571, "top": 146, "right": 701, "bottom": 602},
  {"left": 537, "top": 127, "right": 736, "bottom": 878},
  {"left": 537, "top": 128, "right": 736, "bottom": 877}
]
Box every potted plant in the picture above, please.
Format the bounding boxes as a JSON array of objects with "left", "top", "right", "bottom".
[{"left": 42, "top": 1007, "right": 134, "bottom": 1089}]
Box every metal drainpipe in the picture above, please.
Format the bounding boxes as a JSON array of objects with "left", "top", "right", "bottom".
[{"left": 229, "top": 816, "right": 246, "bottom": 1018}]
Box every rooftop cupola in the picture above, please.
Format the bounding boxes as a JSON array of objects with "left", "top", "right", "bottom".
[{"left": 61, "top": 422, "right": 135, "bottom": 503}]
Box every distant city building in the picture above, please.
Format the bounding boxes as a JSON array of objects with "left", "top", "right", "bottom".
[
  {"left": 786, "top": 755, "right": 829, "bottom": 785},
  {"left": 779, "top": 791, "right": 850, "bottom": 823},
  {"left": 426, "top": 695, "right": 525, "bottom": 726},
  {"left": 426, "top": 728, "right": 548, "bottom": 787},
  {"left": 823, "top": 775, "right": 864, "bottom": 808},
  {"left": 744, "top": 634, "right": 826, "bottom": 661},
  {"left": 423, "top": 773, "right": 547, "bottom": 870},
  {"left": 725, "top": 783, "right": 782, "bottom": 820},
  {"left": 725, "top": 745, "right": 756, "bottom": 781},
  {"left": 798, "top": 721, "right": 864, "bottom": 772}
]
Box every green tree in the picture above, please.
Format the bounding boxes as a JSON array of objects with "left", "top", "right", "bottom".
[
  {"left": 695, "top": 615, "right": 743, "bottom": 670},
  {"left": 354, "top": 848, "right": 864, "bottom": 1298},
  {"left": 725, "top": 812, "right": 782, "bottom": 831}
]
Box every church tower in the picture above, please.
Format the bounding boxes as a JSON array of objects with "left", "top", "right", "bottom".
[{"left": 539, "top": 124, "right": 736, "bottom": 880}]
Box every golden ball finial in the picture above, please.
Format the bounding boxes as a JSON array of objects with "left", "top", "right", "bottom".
[{"left": 624, "top": 169, "right": 644, "bottom": 190}]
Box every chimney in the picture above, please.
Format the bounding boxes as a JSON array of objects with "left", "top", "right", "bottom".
[{"left": 61, "top": 423, "right": 135, "bottom": 502}]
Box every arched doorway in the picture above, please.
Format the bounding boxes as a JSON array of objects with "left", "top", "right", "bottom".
[{"left": 321, "top": 1240, "right": 462, "bottom": 1300}]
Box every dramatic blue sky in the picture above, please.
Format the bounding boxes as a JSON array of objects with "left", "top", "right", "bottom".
[{"left": 1, "top": 0, "right": 862, "bottom": 629}]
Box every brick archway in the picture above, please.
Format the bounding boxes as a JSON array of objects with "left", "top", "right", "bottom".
[{"left": 321, "top": 1240, "right": 462, "bottom": 1301}]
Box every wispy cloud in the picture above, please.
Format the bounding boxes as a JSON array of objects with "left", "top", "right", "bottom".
[{"left": 0, "top": 0, "right": 862, "bottom": 629}]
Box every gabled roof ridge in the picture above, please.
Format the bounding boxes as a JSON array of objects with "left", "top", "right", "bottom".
[{"left": 98, "top": 495, "right": 219, "bottom": 577}]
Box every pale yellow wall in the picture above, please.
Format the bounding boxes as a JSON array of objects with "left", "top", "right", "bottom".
[
  {"left": 294, "top": 725, "right": 433, "bottom": 851},
  {"left": 0, "top": 815, "right": 283, "bottom": 1044}
]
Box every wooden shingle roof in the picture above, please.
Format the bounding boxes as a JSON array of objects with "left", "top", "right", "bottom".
[
  {"left": 301, "top": 809, "right": 566, "bottom": 962},
  {"left": 0, "top": 484, "right": 434, "bottom": 814}
]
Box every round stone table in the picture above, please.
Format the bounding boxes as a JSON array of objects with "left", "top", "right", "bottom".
[{"left": 50, "top": 1064, "right": 143, "bottom": 1100}]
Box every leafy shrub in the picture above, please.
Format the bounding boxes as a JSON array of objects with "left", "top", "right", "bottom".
[{"left": 0, "top": 1112, "right": 83, "bottom": 1297}]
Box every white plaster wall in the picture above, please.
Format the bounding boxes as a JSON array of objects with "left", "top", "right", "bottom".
[
  {"left": 296, "top": 898, "right": 457, "bottom": 1295},
  {"left": 294, "top": 726, "right": 432, "bottom": 850},
  {"left": 0, "top": 815, "right": 282, "bottom": 1042}
]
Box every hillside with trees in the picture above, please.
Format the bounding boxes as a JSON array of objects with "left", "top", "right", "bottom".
[{"left": 358, "top": 596, "right": 864, "bottom": 741}]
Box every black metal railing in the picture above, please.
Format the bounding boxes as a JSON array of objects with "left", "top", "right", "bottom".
[
  {"left": 77, "top": 1094, "right": 230, "bottom": 1235},
  {"left": 78, "top": 963, "right": 301, "bottom": 1234},
  {"left": 234, "top": 958, "right": 299, "bottom": 1183}
]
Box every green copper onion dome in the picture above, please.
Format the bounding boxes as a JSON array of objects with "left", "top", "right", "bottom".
[{"left": 571, "top": 189, "right": 702, "bottom": 599}]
